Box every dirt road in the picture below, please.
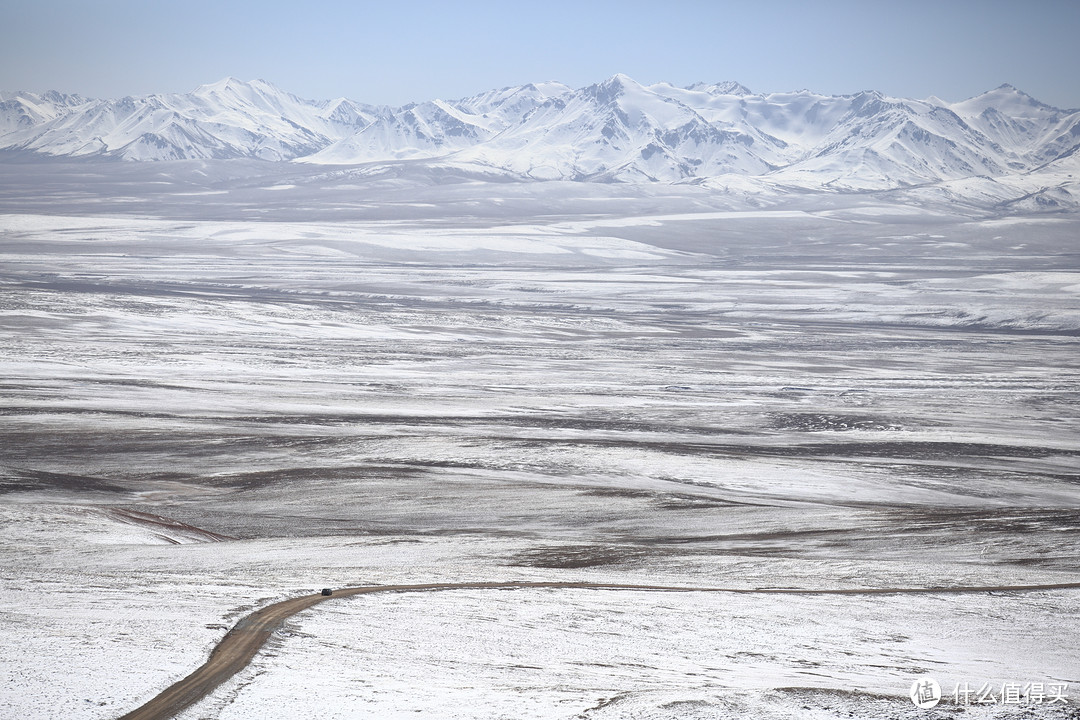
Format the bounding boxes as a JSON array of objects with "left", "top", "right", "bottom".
[{"left": 116, "top": 579, "right": 1080, "bottom": 720}]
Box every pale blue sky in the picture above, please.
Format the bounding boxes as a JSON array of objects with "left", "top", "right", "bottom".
[{"left": 3, "top": 0, "right": 1079, "bottom": 108}]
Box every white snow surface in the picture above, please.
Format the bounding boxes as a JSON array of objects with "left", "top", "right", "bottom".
[{"left": 1, "top": 175, "right": 1079, "bottom": 719}]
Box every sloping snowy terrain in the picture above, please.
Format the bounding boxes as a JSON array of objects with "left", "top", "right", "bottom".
[
  {"left": 1, "top": 76, "right": 1078, "bottom": 209},
  {"left": 0, "top": 79, "right": 381, "bottom": 160},
  {"left": 0, "top": 162, "right": 1078, "bottom": 718}
]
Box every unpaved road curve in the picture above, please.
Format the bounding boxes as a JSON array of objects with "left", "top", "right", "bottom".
[{"left": 116, "top": 579, "right": 1080, "bottom": 720}]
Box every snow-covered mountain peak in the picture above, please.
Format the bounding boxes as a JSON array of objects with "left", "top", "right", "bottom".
[
  {"left": 190, "top": 76, "right": 303, "bottom": 110},
  {"left": 685, "top": 80, "right": 752, "bottom": 96},
  {"left": 844, "top": 89, "right": 906, "bottom": 119},
  {"left": 604, "top": 72, "right": 637, "bottom": 85},
  {"left": 951, "top": 83, "right": 1062, "bottom": 119},
  {"left": 40, "top": 89, "right": 87, "bottom": 105},
  {"left": 192, "top": 76, "right": 248, "bottom": 95},
  {"left": 453, "top": 81, "right": 571, "bottom": 120},
  {"left": 525, "top": 81, "right": 573, "bottom": 97},
  {"left": 583, "top": 73, "right": 645, "bottom": 105},
  {"left": 0, "top": 89, "right": 91, "bottom": 134}
]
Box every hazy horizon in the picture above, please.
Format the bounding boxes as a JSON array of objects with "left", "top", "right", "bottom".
[{"left": 3, "top": 73, "right": 1072, "bottom": 112}]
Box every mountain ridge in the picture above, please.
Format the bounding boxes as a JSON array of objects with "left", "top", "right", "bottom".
[{"left": 2, "top": 75, "right": 1078, "bottom": 207}]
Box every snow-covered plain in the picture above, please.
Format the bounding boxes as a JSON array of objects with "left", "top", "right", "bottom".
[{"left": 1, "top": 162, "right": 1079, "bottom": 719}]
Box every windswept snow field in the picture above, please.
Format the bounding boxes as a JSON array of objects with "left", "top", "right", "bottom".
[{"left": 1, "top": 161, "right": 1079, "bottom": 719}]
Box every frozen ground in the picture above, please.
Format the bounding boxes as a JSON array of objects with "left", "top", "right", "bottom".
[{"left": 0, "top": 160, "right": 1078, "bottom": 719}]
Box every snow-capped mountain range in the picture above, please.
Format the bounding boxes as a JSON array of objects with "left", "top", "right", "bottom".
[{"left": 2, "top": 75, "right": 1078, "bottom": 201}]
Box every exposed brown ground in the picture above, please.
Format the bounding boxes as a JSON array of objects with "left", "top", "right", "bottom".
[
  {"left": 108, "top": 508, "right": 236, "bottom": 544},
  {"left": 116, "top": 580, "right": 1080, "bottom": 720}
]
